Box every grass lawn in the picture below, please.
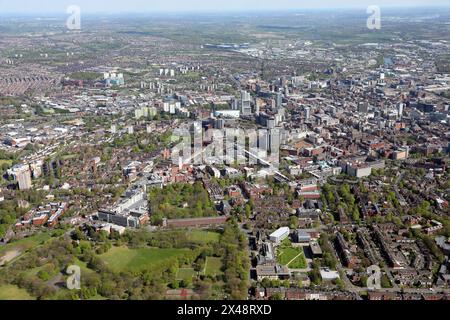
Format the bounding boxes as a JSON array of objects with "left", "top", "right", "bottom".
[
  {"left": 288, "top": 254, "right": 307, "bottom": 269},
  {"left": 186, "top": 230, "right": 220, "bottom": 243},
  {"left": 277, "top": 246, "right": 307, "bottom": 269},
  {"left": 204, "top": 257, "right": 223, "bottom": 277},
  {"left": 99, "top": 246, "right": 188, "bottom": 273},
  {"left": 176, "top": 267, "right": 196, "bottom": 281},
  {"left": 0, "top": 285, "right": 35, "bottom": 300},
  {"left": 0, "top": 232, "right": 52, "bottom": 258}
]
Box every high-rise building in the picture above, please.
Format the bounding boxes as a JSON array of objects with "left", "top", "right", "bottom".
[
  {"left": 7, "top": 165, "right": 32, "bottom": 190},
  {"left": 231, "top": 98, "right": 239, "bottom": 110},
  {"left": 268, "top": 129, "right": 281, "bottom": 154},
  {"left": 305, "top": 107, "right": 311, "bottom": 120},
  {"left": 17, "top": 170, "right": 32, "bottom": 190},
  {"left": 276, "top": 92, "right": 283, "bottom": 109},
  {"left": 398, "top": 103, "right": 404, "bottom": 119},
  {"left": 241, "top": 90, "right": 252, "bottom": 116}
]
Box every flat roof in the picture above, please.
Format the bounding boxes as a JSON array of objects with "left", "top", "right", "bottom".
[{"left": 270, "top": 227, "right": 290, "bottom": 238}]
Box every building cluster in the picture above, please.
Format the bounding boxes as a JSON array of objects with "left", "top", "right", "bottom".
[
  {"left": 97, "top": 185, "right": 150, "bottom": 228},
  {"left": 15, "top": 202, "right": 68, "bottom": 229}
]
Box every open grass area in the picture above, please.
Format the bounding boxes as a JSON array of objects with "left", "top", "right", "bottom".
[
  {"left": 99, "top": 246, "right": 188, "bottom": 273},
  {"left": 176, "top": 268, "right": 196, "bottom": 281},
  {"left": 0, "top": 285, "right": 35, "bottom": 300},
  {"left": 186, "top": 230, "right": 220, "bottom": 243},
  {"left": 277, "top": 244, "right": 307, "bottom": 269},
  {"left": 204, "top": 257, "right": 223, "bottom": 277},
  {"left": 287, "top": 253, "right": 308, "bottom": 269},
  {"left": 0, "top": 232, "right": 52, "bottom": 258}
]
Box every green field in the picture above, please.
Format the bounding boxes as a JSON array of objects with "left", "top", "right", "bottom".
[
  {"left": 277, "top": 246, "right": 307, "bottom": 269},
  {"left": 204, "top": 257, "right": 223, "bottom": 277},
  {"left": 0, "top": 285, "right": 35, "bottom": 300},
  {"left": 0, "top": 232, "right": 52, "bottom": 258},
  {"left": 68, "top": 72, "right": 102, "bottom": 81},
  {"left": 186, "top": 230, "right": 220, "bottom": 243},
  {"left": 176, "top": 268, "right": 196, "bottom": 281},
  {"left": 99, "top": 246, "right": 188, "bottom": 272}
]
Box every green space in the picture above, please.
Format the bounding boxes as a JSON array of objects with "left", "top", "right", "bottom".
[
  {"left": 287, "top": 253, "right": 308, "bottom": 269},
  {"left": 35, "top": 106, "right": 55, "bottom": 115},
  {"left": 186, "top": 230, "right": 220, "bottom": 243},
  {"left": 98, "top": 246, "right": 189, "bottom": 272},
  {"left": 0, "top": 232, "right": 52, "bottom": 257},
  {"left": 176, "top": 267, "right": 196, "bottom": 281},
  {"left": 204, "top": 257, "right": 224, "bottom": 277},
  {"left": 0, "top": 285, "right": 35, "bottom": 300},
  {"left": 149, "top": 182, "right": 217, "bottom": 224},
  {"left": 0, "top": 222, "right": 249, "bottom": 300},
  {"left": 68, "top": 72, "right": 102, "bottom": 81},
  {"left": 277, "top": 241, "right": 307, "bottom": 269},
  {"left": 73, "top": 258, "right": 96, "bottom": 276},
  {"left": 0, "top": 159, "right": 12, "bottom": 168}
]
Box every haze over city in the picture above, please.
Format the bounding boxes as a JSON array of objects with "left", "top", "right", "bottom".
[{"left": 0, "top": 0, "right": 450, "bottom": 14}]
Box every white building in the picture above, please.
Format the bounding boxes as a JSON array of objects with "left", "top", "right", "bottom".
[
  {"left": 320, "top": 269, "right": 340, "bottom": 281},
  {"left": 269, "top": 227, "right": 290, "bottom": 244},
  {"left": 214, "top": 110, "right": 240, "bottom": 118},
  {"left": 241, "top": 90, "right": 252, "bottom": 116}
]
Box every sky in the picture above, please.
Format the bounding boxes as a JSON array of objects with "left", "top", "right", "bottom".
[{"left": 0, "top": 0, "right": 449, "bottom": 14}]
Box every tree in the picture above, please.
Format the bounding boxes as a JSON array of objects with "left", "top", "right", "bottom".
[
  {"left": 180, "top": 278, "right": 192, "bottom": 288},
  {"left": 334, "top": 278, "right": 345, "bottom": 290},
  {"left": 37, "top": 270, "right": 51, "bottom": 281},
  {"left": 352, "top": 207, "right": 361, "bottom": 222},
  {"left": 381, "top": 274, "right": 392, "bottom": 288},
  {"left": 245, "top": 204, "right": 252, "bottom": 218},
  {"left": 170, "top": 280, "right": 180, "bottom": 289},
  {"left": 289, "top": 216, "right": 299, "bottom": 229},
  {"left": 269, "top": 293, "right": 283, "bottom": 300}
]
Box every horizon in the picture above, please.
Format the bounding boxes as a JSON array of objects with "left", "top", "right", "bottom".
[
  {"left": 0, "top": 6, "right": 450, "bottom": 18},
  {"left": 1, "top": 0, "right": 450, "bottom": 15}
]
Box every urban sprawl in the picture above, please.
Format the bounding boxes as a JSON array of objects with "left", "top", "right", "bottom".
[{"left": 0, "top": 8, "right": 449, "bottom": 301}]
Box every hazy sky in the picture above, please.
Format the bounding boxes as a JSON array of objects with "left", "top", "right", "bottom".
[{"left": 0, "top": 0, "right": 449, "bottom": 14}]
